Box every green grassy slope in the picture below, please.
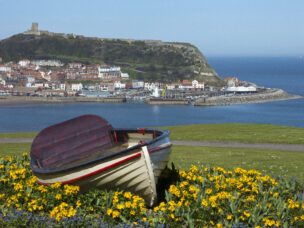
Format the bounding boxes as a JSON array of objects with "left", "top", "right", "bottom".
[
  {"left": 161, "top": 123, "right": 304, "bottom": 144},
  {"left": 1, "top": 123, "right": 303, "bottom": 180},
  {"left": 169, "top": 146, "right": 304, "bottom": 181},
  {"left": 0, "top": 132, "right": 37, "bottom": 138}
]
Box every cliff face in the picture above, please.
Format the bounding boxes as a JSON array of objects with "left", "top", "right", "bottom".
[{"left": 0, "top": 33, "right": 223, "bottom": 86}]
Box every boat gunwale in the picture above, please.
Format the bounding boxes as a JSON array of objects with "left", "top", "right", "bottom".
[{"left": 30, "top": 128, "right": 170, "bottom": 174}]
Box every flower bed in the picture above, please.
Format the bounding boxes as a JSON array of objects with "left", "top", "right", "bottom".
[{"left": 0, "top": 154, "right": 303, "bottom": 227}]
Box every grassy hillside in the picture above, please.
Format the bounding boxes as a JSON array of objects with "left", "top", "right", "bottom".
[
  {"left": 170, "top": 146, "right": 304, "bottom": 181},
  {"left": 0, "top": 132, "right": 37, "bottom": 138},
  {"left": 1, "top": 123, "right": 304, "bottom": 143},
  {"left": 0, "top": 34, "right": 223, "bottom": 85},
  {"left": 1, "top": 123, "right": 303, "bottom": 180}
]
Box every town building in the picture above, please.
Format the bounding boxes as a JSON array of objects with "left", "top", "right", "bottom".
[
  {"left": 132, "top": 80, "right": 144, "bottom": 89},
  {"left": 98, "top": 66, "right": 121, "bottom": 80},
  {"left": 18, "top": 59, "right": 31, "bottom": 67}
]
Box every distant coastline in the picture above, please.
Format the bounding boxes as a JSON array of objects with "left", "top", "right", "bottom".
[
  {"left": 0, "top": 96, "right": 126, "bottom": 105},
  {"left": 0, "top": 88, "right": 302, "bottom": 106}
]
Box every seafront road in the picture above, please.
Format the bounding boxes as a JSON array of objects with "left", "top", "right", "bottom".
[
  {"left": 1, "top": 138, "right": 304, "bottom": 152},
  {"left": 171, "top": 140, "right": 304, "bottom": 152}
]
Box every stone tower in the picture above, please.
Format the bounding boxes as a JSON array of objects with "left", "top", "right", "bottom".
[{"left": 32, "top": 22, "right": 38, "bottom": 32}]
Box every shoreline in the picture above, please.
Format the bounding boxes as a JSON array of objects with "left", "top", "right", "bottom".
[
  {"left": 0, "top": 96, "right": 126, "bottom": 105},
  {"left": 0, "top": 89, "right": 302, "bottom": 106}
]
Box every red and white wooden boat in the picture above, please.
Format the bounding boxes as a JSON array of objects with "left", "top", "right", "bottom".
[{"left": 30, "top": 115, "right": 171, "bottom": 206}]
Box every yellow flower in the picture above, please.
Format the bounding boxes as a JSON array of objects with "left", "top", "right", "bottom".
[
  {"left": 170, "top": 214, "right": 175, "bottom": 219},
  {"left": 76, "top": 200, "right": 81, "bottom": 208},
  {"left": 107, "top": 209, "right": 112, "bottom": 216},
  {"left": 189, "top": 185, "right": 199, "bottom": 193},
  {"left": 124, "top": 191, "right": 132, "bottom": 199},
  {"left": 130, "top": 210, "right": 135, "bottom": 215},
  {"left": 112, "top": 210, "right": 120, "bottom": 218},
  {"left": 64, "top": 185, "right": 79, "bottom": 195},
  {"left": 198, "top": 176, "right": 203, "bottom": 182},
  {"left": 55, "top": 194, "right": 62, "bottom": 200},
  {"left": 125, "top": 201, "right": 131, "bottom": 208},
  {"left": 154, "top": 206, "right": 159, "bottom": 213},
  {"left": 116, "top": 204, "right": 125, "bottom": 210},
  {"left": 169, "top": 185, "right": 181, "bottom": 197},
  {"left": 227, "top": 215, "right": 233, "bottom": 220},
  {"left": 243, "top": 211, "right": 251, "bottom": 218},
  {"left": 51, "top": 182, "right": 61, "bottom": 188},
  {"left": 206, "top": 188, "right": 212, "bottom": 195},
  {"left": 37, "top": 185, "right": 48, "bottom": 193},
  {"left": 202, "top": 199, "right": 208, "bottom": 207}
]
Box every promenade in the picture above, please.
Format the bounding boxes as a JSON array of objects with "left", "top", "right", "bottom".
[{"left": 2, "top": 138, "right": 304, "bottom": 152}]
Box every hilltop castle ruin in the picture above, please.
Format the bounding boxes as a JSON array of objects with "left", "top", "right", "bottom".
[{"left": 23, "top": 22, "right": 76, "bottom": 38}]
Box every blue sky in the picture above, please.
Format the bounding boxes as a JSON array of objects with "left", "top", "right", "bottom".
[{"left": 0, "top": 0, "right": 303, "bottom": 57}]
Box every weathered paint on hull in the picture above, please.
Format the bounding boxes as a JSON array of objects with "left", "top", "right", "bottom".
[{"left": 35, "top": 146, "right": 157, "bottom": 207}]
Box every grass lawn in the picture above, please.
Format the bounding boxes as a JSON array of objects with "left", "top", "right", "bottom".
[
  {"left": 162, "top": 123, "right": 304, "bottom": 144},
  {"left": 1, "top": 123, "right": 303, "bottom": 181},
  {"left": 0, "top": 143, "right": 31, "bottom": 156},
  {"left": 0, "top": 132, "right": 37, "bottom": 138},
  {"left": 169, "top": 145, "right": 304, "bottom": 181},
  {"left": 1, "top": 142, "right": 303, "bottom": 182},
  {"left": 2, "top": 123, "right": 304, "bottom": 144}
]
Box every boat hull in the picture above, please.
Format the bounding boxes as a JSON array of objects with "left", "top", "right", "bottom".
[
  {"left": 34, "top": 146, "right": 157, "bottom": 207},
  {"left": 30, "top": 115, "right": 172, "bottom": 206}
]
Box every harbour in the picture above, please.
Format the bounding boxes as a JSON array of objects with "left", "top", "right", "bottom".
[{"left": 1, "top": 57, "right": 304, "bottom": 132}]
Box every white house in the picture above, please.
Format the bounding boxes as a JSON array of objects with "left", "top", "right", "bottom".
[
  {"left": 99, "top": 83, "right": 114, "bottom": 92},
  {"left": 98, "top": 66, "right": 121, "bottom": 80},
  {"left": 68, "top": 62, "right": 82, "bottom": 69},
  {"left": 192, "top": 80, "right": 204, "bottom": 90},
  {"left": 121, "top": 73, "right": 129, "bottom": 79},
  {"left": 114, "top": 81, "right": 126, "bottom": 89},
  {"left": 98, "top": 66, "right": 121, "bottom": 73},
  {"left": 132, "top": 80, "right": 144, "bottom": 89},
  {"left": 0, "top": 76, "right": 6, "bottom": 86},
  {"left": 225, "top": 77, "right": 239, "bottom": 87},
  {"left": 70, "top": 83, "right": 83, "bottom": 91},
  {"left": 144, "top": 82, "right": 157, "bottom": 91},
  {"left": 31, "top": 60, "right": 63, "bottom": 67},
  {"left": 18, "top": 59, "right": 31, "bottom": 67},
  {"left": 59, "top": 84, "right": 66, "bottom": 91},
  {"left": 0, "top": 65, "right": 11, "bottom": 72}
]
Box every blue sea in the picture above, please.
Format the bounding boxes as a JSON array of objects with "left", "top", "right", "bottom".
[{"left": 0, "top": 57, "right": 303, "bottom": 133}]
